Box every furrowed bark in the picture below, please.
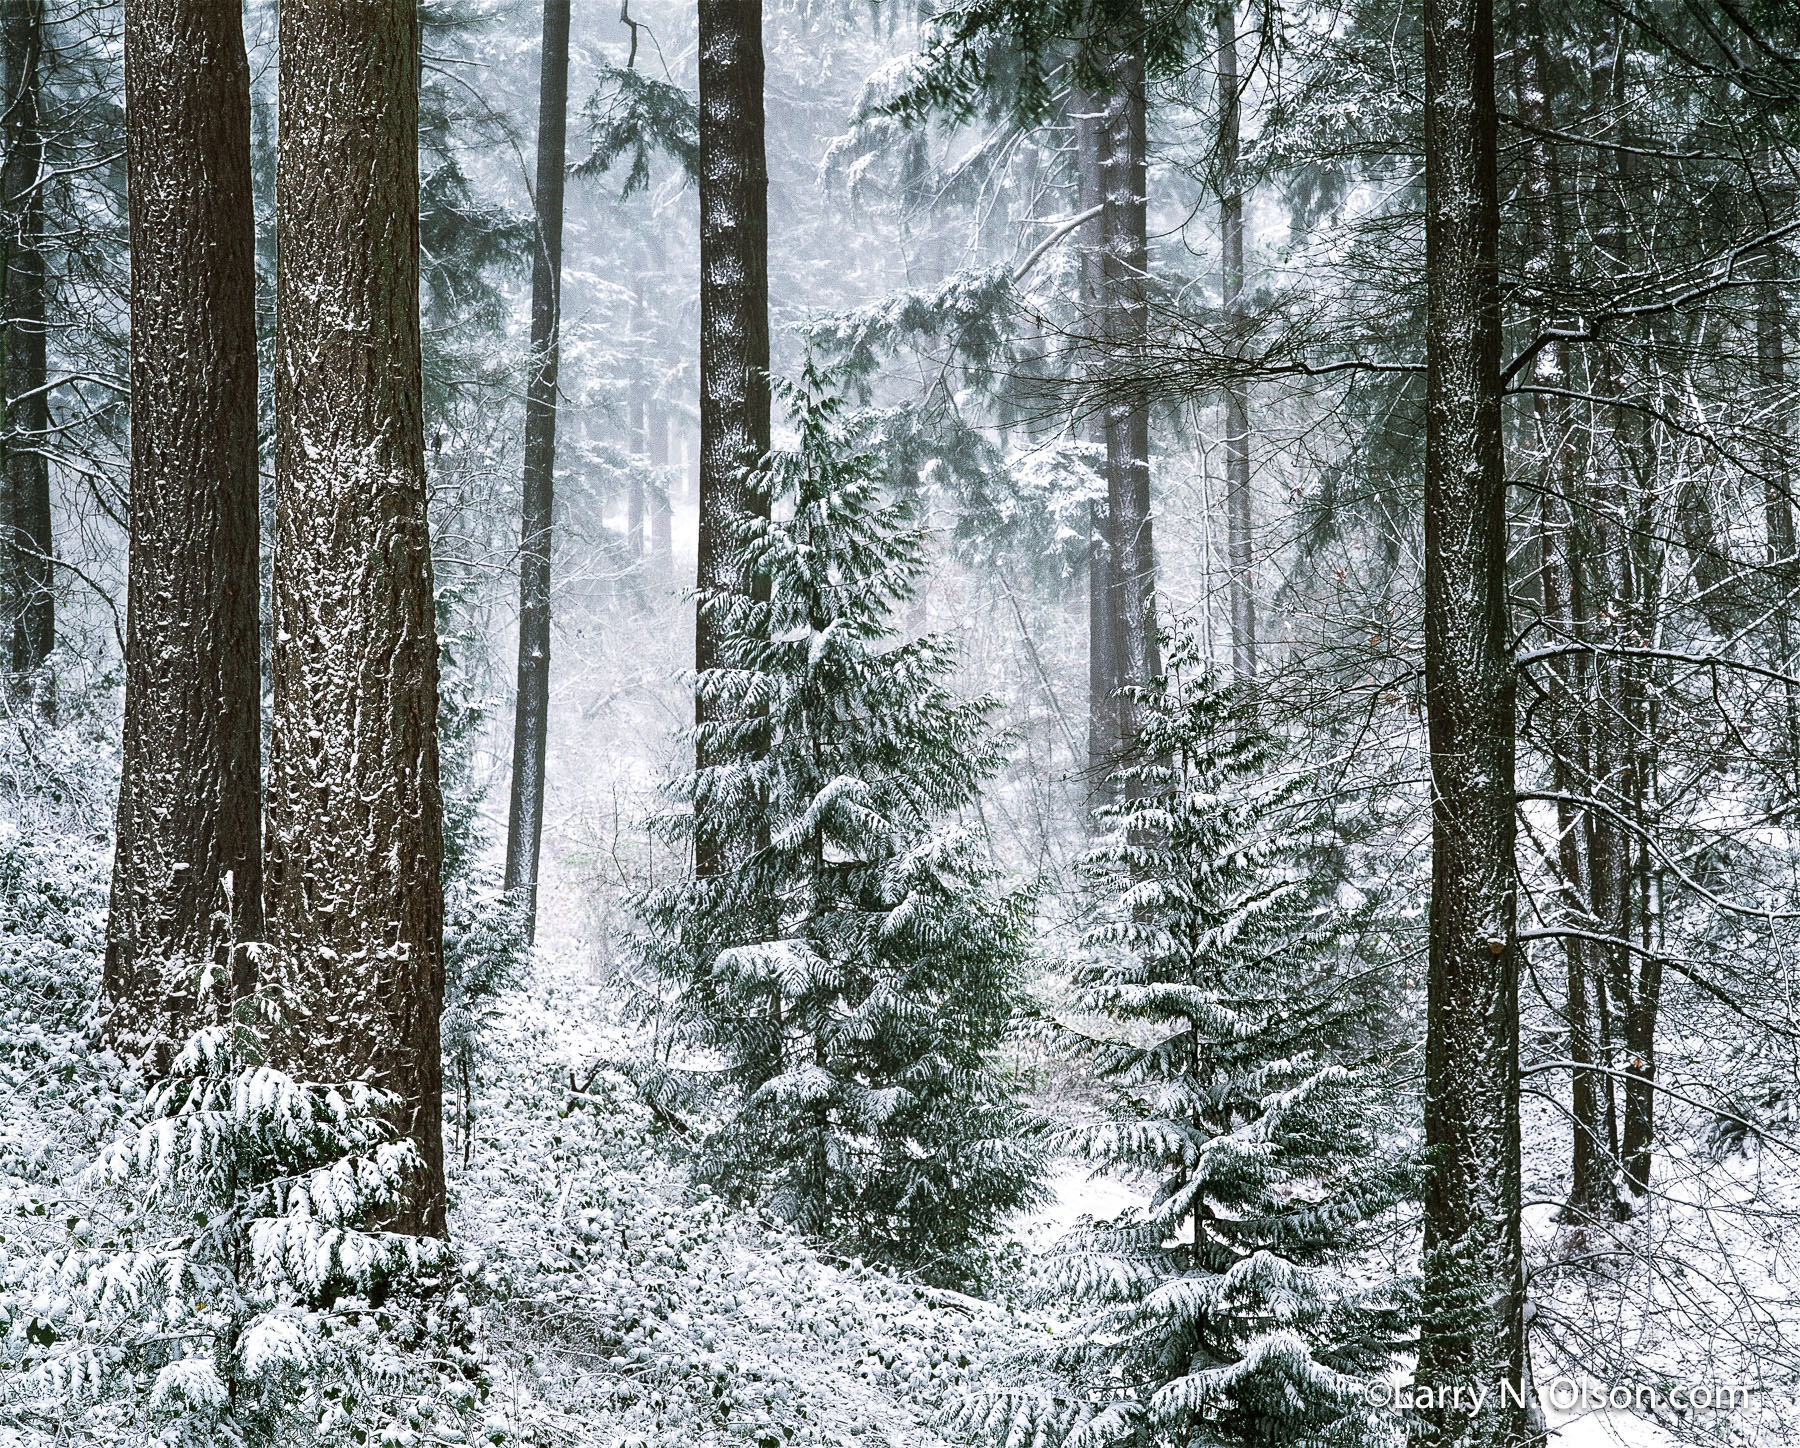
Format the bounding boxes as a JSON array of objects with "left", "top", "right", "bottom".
[
  {"left": 104, "top": 0, "right": 261, "bottom": 1067},
  {"left": 3, "top": 0, "right": 50, "bottom": 696},
  {"left": 1417, "top": 0, "right": 1526, "bottom": 1439},
  {"left": 1217, "top": 0, "right": 1254, "bottom": 683},
  {"left": 696, "top": 0, "right": 771, "bottom": 874},
  {"left": 269, "top": 0, "right": 446, "bottom": 1236},
  {"left": 503, "top": 0, "right": 571, "bottom": 939}
]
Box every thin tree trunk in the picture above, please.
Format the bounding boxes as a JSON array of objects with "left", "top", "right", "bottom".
[
  {"left": 1579, "top": 12, "right": 1636, "bottom": 1198},
  {"left": 1217, "top": 0, "right": 1254, "bottom": 682},
  {"left": 650, "top": 400, "right": 673, "bottom": 569},
  {"left": 1759, "top": 263, "right": 1800, "bottom": 796},
  {"left": 628, "top": 274, "right": 647, "bottom": 559},
  {"left": 696, "top": 0, "right": 771, "bottom": 874},
  {"left": 1099, "top": 14, "right": 1159, "bottom": 758},
  {"left": 1511, "top": 0, "right": 1613, "bottom": 1219},
  {"left": 269, "top": 0, "right": 445, "bottom": 1237},
  {"left": 104, "top": 0, "right": 261, "bottom": 1068},
  {"left": 1417, "top": 0, "right": 1525, "bottom": 1438},
  {"left": 1587, "top": 10, "right": 1665, "bottom": 1205},
  {"left": 1073, "top": 85, "right": 1118, "bottom": 798},
  {"left": 503, "top": 0, "right": 571, "bottom": 938},
  {"left": 2, "top": 0, "right": 49, "bottom": 697}
]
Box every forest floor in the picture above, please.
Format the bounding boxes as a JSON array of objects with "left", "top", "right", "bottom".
[{"left": 451, "top": 948, "right": 1060, "bottom": 1448}]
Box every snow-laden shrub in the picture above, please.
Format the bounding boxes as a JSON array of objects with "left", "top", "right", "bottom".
[{"left": 0, "top": 1022, "right": 484, "bottom": 1447}]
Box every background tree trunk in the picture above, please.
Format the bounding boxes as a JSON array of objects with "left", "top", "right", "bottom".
[
  {"left": 1417, "top": 0, "right": 1526, "bottom": 1438},
  {"left": 1099, "top": 16, "right": 1159, "bottom": 760},
  {"left": 1511, "top": 0, "right": 1614, "bottom": 1219},
  {"left": 503, "top": 0, "right": 571, "bottom": 940},
  {"left": 696, "top": 0, "right": 771, "bottom": 873},
  {"left": 628, "top": 271, "right": 647, "bottom": 560},
  {"left": 1217, "top": 0, "right": 1254, "bottom": 683},
  {"left": 1759, "top": 260, "right": 1798, "bottom": 797},
  {"left": 3, "top": 0, "right": 49, "bottom": 697},
  {"left": 1073, "top": 86, "right": 1118, "bottom": 798},
  {"left": 269, "top": 0, "right": 445, "bottom": 1237},
  {"left": 650, "top": 400, "right": 673, "bottom": 569},
  {"left": 104, "top": 0, "right": 261, "bottom": 1067}
]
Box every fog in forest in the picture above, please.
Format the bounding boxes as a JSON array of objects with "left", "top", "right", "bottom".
[{"left": 4, "top": 3, "right": 1799, "bottom": 1447}]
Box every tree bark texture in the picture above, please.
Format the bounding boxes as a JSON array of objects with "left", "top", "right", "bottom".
[
  {"left": 104, "top": 0, "right": 262, "bottom": 1066},
  {"left": 696, "top": 0, "right": 771, "bottom": 872},
  {"left": 1418, "top": 0, "right": 1526, "bottom": 1439},
  {"left": 1098, "top": 17, "right": 1160, "bottom": 759},
  {"left": 269, "top": 0, "right": 445, "bottom": 1237},
  {"left": 3, "top": 0, "right": 49, "bottom": 690},
  {"left": 503, "top": 0, "right": 570, "bottom": 939},
  {"left": 1216, "top": 0, "right": 1254, "bottom": 683}
]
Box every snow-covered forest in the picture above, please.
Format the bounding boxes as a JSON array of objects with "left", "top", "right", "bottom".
[{"left": 3, "top": 1, "right": 1799, "bottom": 1445}]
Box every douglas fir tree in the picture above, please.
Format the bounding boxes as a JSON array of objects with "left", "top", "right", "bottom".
[
  {"left": 635, "top": 368, "right": 1046, "bottom": 1283},
  {"left": 965, "top": 632, "right": 1400, "bottom": 1447}
]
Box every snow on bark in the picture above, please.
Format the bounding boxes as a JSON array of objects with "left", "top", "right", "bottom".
[
  {"left": 695, "top": 0, "right": 773, "bottom": 872},
  {"left": 1419, "top": 0, "right": 1527, "bottom": 1441},
  {"left": 1096, "top": 17, "right": 1160, "bottom": 765},
  {"left": 268, "top": 0, "right": 446, "bottom": 1237},
  {"left": 104, "top": 0, "right": 262, "bottom": 1066},
  {"left": 503, "top": 0, "right": 571, "bottom": 938}
]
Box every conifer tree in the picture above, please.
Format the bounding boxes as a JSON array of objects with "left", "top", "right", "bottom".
[
  {"left": 963, "top": 632, "right": 1398, "bottom": 1447},
  {"left": 635, "top": 369, "right": 1047, "bottom": 1282}
]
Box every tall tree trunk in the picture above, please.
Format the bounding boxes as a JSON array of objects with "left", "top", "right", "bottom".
[
  {"left": 104, "top": 0, "right": 261, "bottom": 1067},
  {"left": 1759, "top": 261, "right": 1800, "bottom": 797},
  {"left": 503, "top": 0, "right": 570, "bottom": 938},
  {"left": 1099, "top": 15, "right": 1159, "bottom": 758},
  {"left": 269, "top": 0, "right": 445, "bottom": 1237},
  {"left": 1073, "top": 86, "right": 1118, "bottom": 798},
  {"left": 695, "top": 0, "right": 771, "bottom": 873},
  {"left": 2, "top": 0, "right": 49, "bottom": 697},
  {"left": 1585, "top": 10, "right": 1664, "bottom": 1205},
  {"left": 1216, "top": 0, "right": 1254, "bottom": 682},
  {"left": 1417, "top": 0, "right": 1525, "bottom": 1439}
]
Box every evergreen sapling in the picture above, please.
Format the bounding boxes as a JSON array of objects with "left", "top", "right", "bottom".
[
  {"left": 634, "top": 367, "right": 1048, "bottom": 1283},
  {"left": 961, "top": 632, "right": 1400, "bottom": 1447}
]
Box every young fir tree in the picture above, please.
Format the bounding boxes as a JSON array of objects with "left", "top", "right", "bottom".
[
  {"left": 972, "top": 631, "right": 1398, "bottom": 1448},
  {"left": 635, "top": 368, "right": 1047, "bottom": 1283}
]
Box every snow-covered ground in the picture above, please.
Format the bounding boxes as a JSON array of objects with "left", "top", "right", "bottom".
[{"left": 450, "top": 950, "right": 1056, "bottom": 1446}]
